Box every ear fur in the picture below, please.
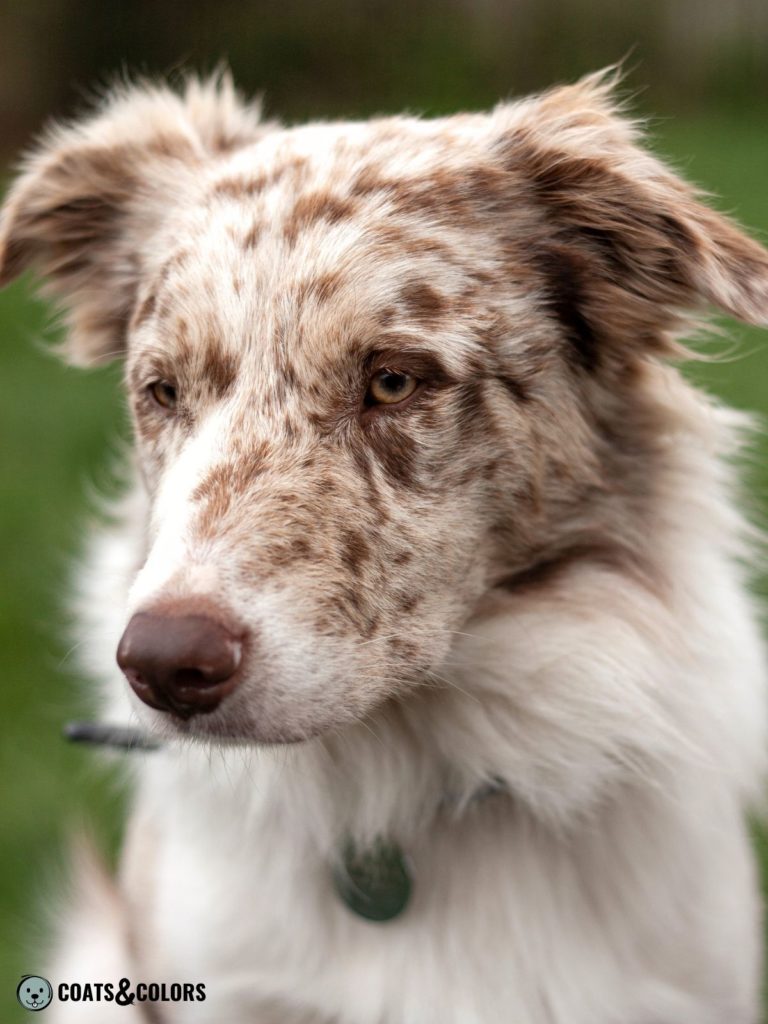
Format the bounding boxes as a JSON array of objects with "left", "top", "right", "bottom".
[
  {"left": 0, "top": 72, "right": 267, "bottom": 365},
  {"left": 498, "top": 70, "right": 768, "bottom": 366}
]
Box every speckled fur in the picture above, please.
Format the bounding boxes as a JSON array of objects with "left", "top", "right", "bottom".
[{"left": 2, "top": 70, "right": 768, "bottom": 1023}]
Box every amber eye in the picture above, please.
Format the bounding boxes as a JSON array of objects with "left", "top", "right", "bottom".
[
  {"left": 366, "top": 369, "right": 418, "bottom": 407},
  {"left": 147, "top": 380, "right": 178, "bottom": 410}
]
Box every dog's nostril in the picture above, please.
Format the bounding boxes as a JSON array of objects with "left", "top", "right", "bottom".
[
  {"left": 117, "top": 610, "right": 244, "bottom": 717},
  {"left": 175, "top": 667, "right": 210, "bottom": 688}
]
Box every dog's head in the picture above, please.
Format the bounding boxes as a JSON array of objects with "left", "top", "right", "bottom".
[{"left": 3, "top": 71, "right": 768, "bottom": 743}]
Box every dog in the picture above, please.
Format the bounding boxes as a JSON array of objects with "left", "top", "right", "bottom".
[{"left": 2, "top": 69, "right": 767, "bottom": 1023}]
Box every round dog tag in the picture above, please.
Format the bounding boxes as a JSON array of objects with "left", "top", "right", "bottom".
[{"left": 333, "top": 839, "right": 412, "bottom": 922}]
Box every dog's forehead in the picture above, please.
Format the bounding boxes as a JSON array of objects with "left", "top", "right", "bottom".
[
  {"left": 215, "top": 109, "right": 499, "bottom": 195},
  {"left": 137, "top": 114, "right": 511, "bottom": 376}
]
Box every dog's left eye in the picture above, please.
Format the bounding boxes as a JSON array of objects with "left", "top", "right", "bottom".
[
  {"left": 366, "top": 369, "right": 418, "bottom": 407},
  {"left": 147, "top": 380, "right": 178, "bottom": 410}
]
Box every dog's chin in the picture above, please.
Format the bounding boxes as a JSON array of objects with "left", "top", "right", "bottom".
[{"left": 136, "top": 699, "right": 351, "bottom": 747}]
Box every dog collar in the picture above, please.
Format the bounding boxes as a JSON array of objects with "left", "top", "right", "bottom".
[{"left": 65, "top": 721, "right": 506, "bottom": 923}]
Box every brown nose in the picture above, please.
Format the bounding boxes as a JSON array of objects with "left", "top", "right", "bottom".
[{"left": 117, "top": 612, "right": 243, "bottom": 718}]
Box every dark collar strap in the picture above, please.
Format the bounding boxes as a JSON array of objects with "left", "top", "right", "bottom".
[{"left": 64, "top": 721, "right": 163, "bottom": 751}]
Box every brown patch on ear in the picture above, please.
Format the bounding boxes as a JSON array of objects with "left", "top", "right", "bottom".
[
  {"left": 499, "top": 75, "right": 768, "bottom": 361},
  {"left": 0, "top": 142, "right": 149, "bottom": 364},
  {"left": 516, "top": 140, "right": 768, "bottom": 358},
  {"left": 0, "top": 73, "right": 271, "bottom": 364},
  {"left": 531, "top": 241, "right": 600, "bottom": 371}
]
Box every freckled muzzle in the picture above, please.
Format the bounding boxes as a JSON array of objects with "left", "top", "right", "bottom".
[{"left": 117, "top": 610, "right": 244, "bottom": 719}]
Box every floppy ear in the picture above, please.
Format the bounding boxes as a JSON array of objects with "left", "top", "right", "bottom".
[
  {"left": 499, "top": 70, "right": 768, "bottom": 368},
  {"left": 0, "top": 72, "right": 266, "bottom": 365}
]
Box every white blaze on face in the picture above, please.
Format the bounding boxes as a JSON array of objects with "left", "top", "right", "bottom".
[{"left": 128, "top": 408, "right": 230, "bottom": 614}]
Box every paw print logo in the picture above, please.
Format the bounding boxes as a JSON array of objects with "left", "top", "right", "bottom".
[{"left": 16, "top": 976, "right": 53, "bottom": 1012}]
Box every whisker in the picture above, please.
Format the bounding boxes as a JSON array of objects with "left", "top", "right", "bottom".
[
  {"left": 57, "top": 638, "right": 88, "bottom": 668},
  {"left": 424, "top": 669, "right": 480, "bottom": 704},
  {"left": 355, "top": 717, "right": 386, "bottom": 748}
]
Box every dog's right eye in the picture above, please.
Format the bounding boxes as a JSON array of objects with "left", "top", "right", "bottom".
[{"left": 147, "top": 380, "right": 178, "bottom": 410}]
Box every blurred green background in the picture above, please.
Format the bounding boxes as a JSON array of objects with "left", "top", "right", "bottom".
[{"left": 1, "top": 1, "right": 768, "bottom": 1019}]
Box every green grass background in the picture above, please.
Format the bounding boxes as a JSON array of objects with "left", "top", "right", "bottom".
[{"left": 1, "top": 113, "right": 767, "bottom": 1020}]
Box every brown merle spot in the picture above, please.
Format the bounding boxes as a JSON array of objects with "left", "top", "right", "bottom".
[
  {"left": 385, "top": 166, "right": 509, "bottom": 225},
  {"left": 498, "top": 374, "right": 531, "bottom": 403},
  {"left": 211, "top": 174, "right": 269, "bottom": 199},
  {"left": 401, "top": 234, "right": 460, "bottom": 265},
  {"left": 192, "top": 446, "right": 269, "bottom": 537},
  {"left": 294, "top": 271, "right": 343, "bottom": 305},
  {"left": 365, "top": 419, "right": 418, "bottom": 488},
  {"left": 387, "top": 636, "right": 419, "bottom": 660},
  {"left": 339, "top": 586, "right": 365, "bottom": 615},
  {"left": 242, "top": 223, "right": 262, "bottom": 249},
  {"left": 283, "top": 192, "right": 358, "bottom": 244},
  {"left": 482, "top": 458, "right": 502, "bottom": 480},
  {"left": 291, "top": 537, "right": 313, "bottom": 559},
  {"left": 454, "top": 379, "right": 493, "bottom": 433},
  {"left": 399, "top": 281, "right": 447, "bottom": 326},
  {"left": 361, "top": 612, "right": 380, "bottom": 639},
  {"left": 350, "top": 166, "right": 389, "bottom": 198},
  {"left": 200, "top": 339, "right": 237, "bottom": 398},
  {"left": 396, "top": 592, "right": 420, "bottom": 614},
  {"left": 372, "top": 224, "right": 408, "bottom": 249},
  {"left": 340, "top": 528, "right": 371, "bottom": 573},
  {"left": 317, "top": 474, "right": 338, "bottom": 495}
]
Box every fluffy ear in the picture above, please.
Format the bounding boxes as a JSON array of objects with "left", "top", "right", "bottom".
[
  {"left": 498, "top": 70, "right": 768, "bottom": 368},
  {"left": 0, "top": 72, "right": 267, "bottom": 365}
]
